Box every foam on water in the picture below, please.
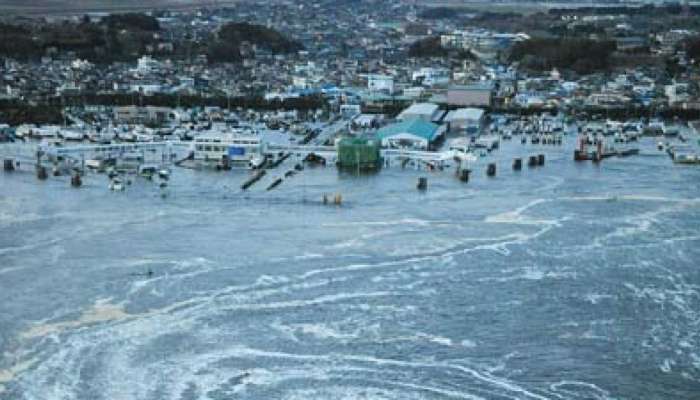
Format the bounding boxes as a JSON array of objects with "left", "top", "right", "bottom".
[
  {"left": 3, "top": 138, "right": 700, "bottom": 399},
  {"left": 20, "top": 298, "right": 129, "bottom": 340}
]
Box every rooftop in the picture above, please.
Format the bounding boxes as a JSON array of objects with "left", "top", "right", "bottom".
[
  {"left": 399, "top": 102, "right": 439, "bottom": 118},
  {"left": 377, "top": 118, "right": 440, "bottom": 141},
  {"left": 446, "top": 108, "right": 485, "bottom": 121}
]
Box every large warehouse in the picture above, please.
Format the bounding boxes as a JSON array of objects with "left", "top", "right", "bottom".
[{"left": 376, "top": 118, "right": 444, "bottom": 150}]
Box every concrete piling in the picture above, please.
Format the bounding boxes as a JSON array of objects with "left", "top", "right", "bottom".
[
  {"left": 417, "top": 177, "right": 427, "bottom": 191},
  {"left": 487, "top": 163, "right": 496, "bottom": 177},
  {"left": 513, "top": 158, "right": 522, "bottom": 171},
  {"left": 71, "top": 173, "right": 82, "bottom": 188},
  {"left": 528, "top": 156, "right": 538, "bottom": 167},
  {"left": 3, "top": 159, "right": 14, "bottom": 171},
  {"left": 36, "top": 165, "right": 48, "bottom": 180},
  {"left": 458, "top": 169, "right": 471, "bottom": 182}
]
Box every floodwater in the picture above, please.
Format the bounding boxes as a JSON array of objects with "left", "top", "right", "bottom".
[{"left": 1, "top": 135, "right": 699, "bottom": 399}]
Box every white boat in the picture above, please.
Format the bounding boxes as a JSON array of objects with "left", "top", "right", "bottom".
[
  {"left": 59, "top": 128, "right": 85, "bottom": 141},
  {"left": 135, "top": 132, "right": 154, "bottom": 142},
  {"left": 137, "top": 164, "right": 158, "bottom": 177},
  {"left": 15, "top": 124, "right": 36, "bottom": 138},
  {"left": 118, "top": 131, "right": 137, "bottom": 142},
  {"left": 109, "top": 178, "right": 125, "bottom": 191},
  {"left": 34, "top": 126, "right": 61, "bottom": 139},
  {"left": 249, "top": 155, "right": 267, "bottom": 169},
  {"left": 85, "top": 159, "right": 105, "bottom": 170},
  {"left": 158, "top": 168, "right": 170, "bottom": 179},
  {"left": 474, "top": 135, "right": 500, "bottom": 151},
  {"left": 88, "top": 130, "right": 116, "bottom": 144}
]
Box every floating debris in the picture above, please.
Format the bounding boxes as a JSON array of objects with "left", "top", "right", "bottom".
[
  {"left": 266, "top": 177, "right": 283, "bottom": 191},
  {"left": 241, "top": 170, "right": 266, "bottom": 190}
]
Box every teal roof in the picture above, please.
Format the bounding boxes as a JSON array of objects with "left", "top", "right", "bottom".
[{"left": 377, "top": 118, "right": 440, "bottom": 141}]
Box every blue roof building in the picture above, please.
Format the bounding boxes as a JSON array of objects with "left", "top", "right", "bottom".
[{"left": 377, "top": 118, "right": 444, "bottom": 150}]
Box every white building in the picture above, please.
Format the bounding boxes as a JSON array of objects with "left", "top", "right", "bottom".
[
  {"left": 441, "top": 30, "right": 529, "bottom": 60},
  {"left": 412, "top": 67, "right": 450, "bottom": 87},
  {"left": 377, "top": 118, "right": 445, "bottom": 150},
  {"left": 397, "top": 102, "right": 441, "bottom": 122},
  {"left": 129, "top": 82, "right": 163, "bottom": 95},
  {"left": 340, "top": 104, "right": 362, "bottom": 118},
  {"left": 135, "top": 56, "right": 161, "bottom": 74},
  {"left": 367, "top": 74, "right": 394, "bottom": 94},
  {"left": 445, "top": 108, "right": 485, "bottom": 134},
  {"left": 665, "top": 83, "right": 690, "bottom": 105}
]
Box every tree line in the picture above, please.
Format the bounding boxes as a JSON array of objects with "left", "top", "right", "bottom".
[
  {"left": 0, "top": 94, "right": 327, "bottom": 126},
  {"left": 509, "top": 38, "right": 617, "bottom": 75},
  {"left": 207, "top": 22, "right": 304, "bottom": 63},
  {"left": 0, "top": 16, "right": 301, "bottom": 65}
]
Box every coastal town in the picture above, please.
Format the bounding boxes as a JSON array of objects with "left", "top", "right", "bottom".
[
  {"left": 3, "top": 2, "right": 700, "bottom": 400},
  {"left": 1, "top": 0, "right": 700, "bottom": 185}
]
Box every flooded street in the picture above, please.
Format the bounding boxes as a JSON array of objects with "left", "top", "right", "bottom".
[{"left": 2, "top": 135, "right": 700, "bottom": 399}]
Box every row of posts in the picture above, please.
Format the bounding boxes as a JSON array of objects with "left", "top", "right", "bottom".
[
  {"left": 419, "top": 154, "right": 546, "bottom": 189},
  {"left": 4, "top": 158, "right": 81, "bottom": 187}
]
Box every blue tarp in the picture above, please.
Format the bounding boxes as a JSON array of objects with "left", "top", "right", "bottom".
[{"left": 228, "top": 147, "right": 245, "bottom": 156}]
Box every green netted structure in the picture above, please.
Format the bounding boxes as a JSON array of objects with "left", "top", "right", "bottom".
[{"left": 337, "top": 137, "right": 381, "bottom": 170}]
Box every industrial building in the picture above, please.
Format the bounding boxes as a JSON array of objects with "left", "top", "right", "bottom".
[
  {"left": 397, "top": 102, "right": 442, "bottom": 122},
  {"left": 447, "top": 83, "right": 493, "bottom": 107},
  {"left": 377, "top": 118, "right": 444, "bottom": 150},
  {"left": 337, "top": 137, "right": 381, "bottom": 170},
  {"left": 445, "top": 108, "right": 485, "bottom": 134}
]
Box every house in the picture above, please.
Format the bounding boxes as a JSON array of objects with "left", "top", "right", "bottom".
[
  {"left": 340, "top": 104, "right": 362, "bottom": 119},
  {"left": 366, "top": 74, "right": 394, "bottom": 94},
  {"left": 352, "top": 114, "right": 383, "bottom": 129},
  {"left": 447, "top": 83, "right": 493, "bottom": 107},
  {"left": 114, "top": 106, "right": 173, "bottom": 124},
  {"left": 377, "top": 118, "right": 444, "bottom": 150},
  {"left": 616, "top": 36, "right": 648, "bottom": 52},
  {"left": 445, "top": 108, "right": 485, "bottom": 134},
  {"left": 412, "top": 67, "right": 450, "bottom": 87},
  {"left": 397, "top": 102, "right": 440, "bottom": 122}
]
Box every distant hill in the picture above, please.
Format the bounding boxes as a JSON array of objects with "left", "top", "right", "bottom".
[
  {"left": 0, "top": 1, "right": 244, "bottom": 15},
  {"left": 208, "top": 22, "right": 304, "bottom": 63}
]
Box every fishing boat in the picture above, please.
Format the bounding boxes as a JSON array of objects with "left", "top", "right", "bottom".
[
  {"left": 87, "top": 129, "right": 116, "bottom": 144},
  {"left": 109, "top": 178, "right": 125, "bottom": 191},
  {"left": 59, "top": 128, "right": 85, "bottom": 141},
  {"left": 249, "top": 155, "right": 267, "bottom": 169},
  {"left": 137, "top": 164, "right": 158, "bottom": 178}
]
